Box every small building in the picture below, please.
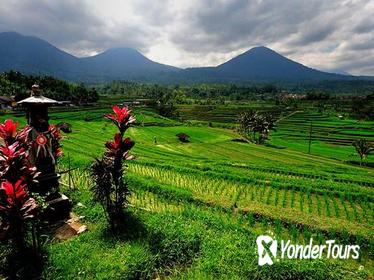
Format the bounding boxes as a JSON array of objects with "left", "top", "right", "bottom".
[
  {"left": 0, "top": 96, "right": 15, "bottom": 109},
  {"left": 121, "top": 99, "right": 154, "bottom": 107},
  {"left": 281, "top": 93, "right": 305, "bottom": 100}
]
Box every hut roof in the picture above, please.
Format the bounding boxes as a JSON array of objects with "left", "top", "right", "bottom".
[{"left": 17, "top": 95, "right": 60, "bottom": 105}]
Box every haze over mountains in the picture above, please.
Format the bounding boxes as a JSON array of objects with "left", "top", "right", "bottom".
[{"left": 0, "top": 32, "right": 370, "bottom": 84}]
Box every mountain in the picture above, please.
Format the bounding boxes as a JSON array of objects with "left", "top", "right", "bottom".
[
  {"left": 0, "top": 32, "right": 179, "bottom": 82},
  {"left": 81, "top": 47, "right": 179, "bottom": 82},
  {"left": 215, "top": 46, "right": 349, "bottom": 81},
  {"left": 0, "top": 32, "right": 371, "bottom": 84}
]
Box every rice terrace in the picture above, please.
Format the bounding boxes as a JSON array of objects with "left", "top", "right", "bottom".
[
  {"left": 1, "top": 86, "right": 373, "bottom": 279},
  {"left": 0, "top": 1, "right": 374, "bottom": 279}
]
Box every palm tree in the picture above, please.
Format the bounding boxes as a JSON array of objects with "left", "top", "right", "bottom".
[{"left": 353, "top": 139, "right": 373, "bottom": 166}]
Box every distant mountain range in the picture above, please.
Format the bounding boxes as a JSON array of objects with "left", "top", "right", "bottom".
[{"left": 0, "top": 32, "right": 372, "bottom": 84}]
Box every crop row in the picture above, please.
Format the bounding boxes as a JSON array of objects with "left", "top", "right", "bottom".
[
  {"left": 128, "top": 164, "right": 373, "bottom": 227},
  {"left": 57, "top": 167, "right": 374, "bottom": 264},
  {"left": 129, "top": 161, "right": 374, "bottom": 203},
  {"left": 126, "top": 174, "right": 374, "bottom": 260},
  {"left": 214, "top": 162, "right": 374, "bottom": 186}
]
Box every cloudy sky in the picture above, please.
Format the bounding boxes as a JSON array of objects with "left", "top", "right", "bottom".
[{"left": 0, "top": 0, "right": 373, "bottom": 75}]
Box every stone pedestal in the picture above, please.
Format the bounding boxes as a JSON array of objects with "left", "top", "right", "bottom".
[
  {"left": 18, "top": 84, "right": 72, "bottom": 222},
  {"left": 43, "top": 194, "right": 72, "bottom": 222}
]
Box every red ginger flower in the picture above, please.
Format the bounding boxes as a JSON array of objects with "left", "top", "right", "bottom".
[
  {"left": 105, "top": 106, "right": 135, "bottom": 130},
  {"left": 105, "top": 133, "right": 122, "bottom": 151},
  {"left": 122, "top": 137, "right": 135, "bottom": 154},
  {"left": 0, "top": 180, "right": 28, "bottom": 206},
  {"left": 112, "top": 106, "right": 130, "bottom": 123},
  {"left": 0, "top": 142, "right": 26, "bottom": 163},
  {"left": 105, "top": 134, "right": 134, "bottom": 156},
  {"left": 0, "top": 119, "right": 18, "bottom": 140},
  {"left": 124, "top": 137, "right": 132, "bottom": 145},
  {"left": 15, "top": 125, "right": 31, "bottom": 145}
]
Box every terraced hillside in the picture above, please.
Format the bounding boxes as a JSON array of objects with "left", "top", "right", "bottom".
[
  {"left": 177, "top": 103, "right": 283, "bottom": 124},
  {"left": 176, "top": 103, "right": 374, "bottom": 164},
  {"left": 272, "top": 111, "right": 374, "bottom": 163}
]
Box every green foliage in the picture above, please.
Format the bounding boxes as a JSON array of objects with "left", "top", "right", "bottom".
[
  {"left": 95, "top": 81, "right": 282, "bottom": 101},
  {"left": 238, "top": 110, "right": 276, "bottom": 144},
  {"left": 0, "top": 71, "right": 98, "bottom": 104},
  {"left": 350, "top": 96, "right": 373, "bottom": 120},
  {"left": 90, "top": 106, "right": 135, "bottom": 231},
  {"left": 151, "top": 85, "right": 178, "bottom": 117}
]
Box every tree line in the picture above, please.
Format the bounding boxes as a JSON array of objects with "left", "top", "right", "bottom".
[
  {"left": 95, "top": 81, "right": 281, "bottom": 101},
  {"left": 0, "top": 71, "right": 98, "bottom": 104}
]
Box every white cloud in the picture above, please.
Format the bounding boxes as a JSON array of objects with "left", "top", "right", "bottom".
[{"left": 0, "top": 0, "right": 373, "bottom": 75}]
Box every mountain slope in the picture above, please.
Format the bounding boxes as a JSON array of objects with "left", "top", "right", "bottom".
[
  {"left": 214, "top": 46, "right": 348, "bottom": 81},
  {"left": 0, "top": 32, "right": 83, "bottom": 79}
]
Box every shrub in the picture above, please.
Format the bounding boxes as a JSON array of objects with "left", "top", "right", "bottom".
[
  {"left": 0, "top": 180, "right": 38, "bottom": 248},
  {"left": 90, "top": 106, "right": 135, "bottom": 231},
  {"left": 56, "top": 122, "right": 72, "bottom": 134},
  {"left": 0, "top": 119, "right": 39, "bottom": 249},
  {"left": 176, "top": 133, "right": 190, "bottom": 143}
]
